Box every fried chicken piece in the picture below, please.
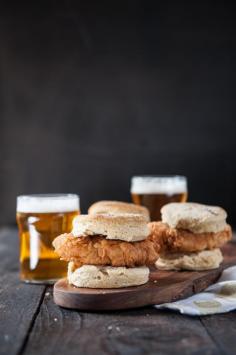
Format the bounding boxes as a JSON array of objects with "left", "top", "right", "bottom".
[
  {"left": 148, "top": 221, "right": 232, "bottom": 254},
  {"left": 53, "top": 233, "right": 160, "bottom": 268}
]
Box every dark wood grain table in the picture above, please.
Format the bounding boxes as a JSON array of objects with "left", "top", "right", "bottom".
[{"left": 1, "top": 227, "right": 236, "bottom": 355}]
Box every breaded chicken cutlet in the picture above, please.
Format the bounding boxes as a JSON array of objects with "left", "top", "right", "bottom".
[
  {"left": 148, "top": 221, "right": 232, "bottom": 254},
  {"left": 53, "top": 213, "right": 159, "bottom": 288},
  {"left": 53, "top": 232, "right": 160, "bottom": 268},
  {"left": 152, "top": 203, "right": 232, "bottom": 271}
]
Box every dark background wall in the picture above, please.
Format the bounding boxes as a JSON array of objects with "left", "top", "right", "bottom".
[{"left": 0, "top": 1, "right": 235, "bottom": 226}]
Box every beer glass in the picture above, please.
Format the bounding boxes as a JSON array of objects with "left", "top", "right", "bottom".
[
  {"left": 131, "top": 176, "right": 187, "bottom": 221},
  {"left": 16, "top": 194, "right": 80, "bottom": 283}
]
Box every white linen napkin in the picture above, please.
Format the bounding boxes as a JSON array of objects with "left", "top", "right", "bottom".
[{"left": 155, "top": 266, "right": 236, "bottom": 316}]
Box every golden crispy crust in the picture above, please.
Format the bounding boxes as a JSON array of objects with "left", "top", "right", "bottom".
[
  {"left": 148, "top": 222, "right": 232, "bottom": 254},
  {"left": 53, "top": 233, "right": 160, "bottom": 268}
]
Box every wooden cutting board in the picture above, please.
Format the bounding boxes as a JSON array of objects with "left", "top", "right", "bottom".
[{"left": 53, "top": 243, "right": 236, "bottom": 311}]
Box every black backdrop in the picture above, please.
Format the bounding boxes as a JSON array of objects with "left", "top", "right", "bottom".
[{"left": 1, "top": 1, "right": 235, "bottom": 226}]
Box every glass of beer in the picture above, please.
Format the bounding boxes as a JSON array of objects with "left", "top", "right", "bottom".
[
  {"left": 131, "top": 176, "right": 187, "bottom": 221},
  {"left": 16, "top": 194, "right": 80, "bottom": 283}
]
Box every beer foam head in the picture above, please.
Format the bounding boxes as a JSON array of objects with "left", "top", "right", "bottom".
[
  {"left": 130, "top": 176, "right": 187, "bottom": 195},
  {"left": 17, "top": 194, "right": 80, "bottom": 213}
]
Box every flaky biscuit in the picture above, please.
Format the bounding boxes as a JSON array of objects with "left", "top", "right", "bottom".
[
  {"left": 88, "top": 200, "right": 150, "bottom": 222},
  {"left": 155, "top": 248, "right": 223, "bottom": 271},
  {"left": 72, "top": 213, "right": 149, "bottom": 242},
  {"left": 68, "top": 263, "right": 149, "bottom": 288},
  {"left": 161, "top": 202, "right": 227, "bottom": 233}
]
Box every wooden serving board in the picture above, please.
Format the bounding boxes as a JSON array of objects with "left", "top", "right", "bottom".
[{"left": 53, "top": 243, "right": 236, "bottom": 311}]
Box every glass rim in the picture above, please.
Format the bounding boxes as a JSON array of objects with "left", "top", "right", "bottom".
[
  {"left": 17, "top": 193, "right": 79, "bottom": 199},
  {"left": 17, "top": 193, "right": 80, "bottom": 213},
  {"left": 131, "top": 175, "right": 187, "bottom": 180}
]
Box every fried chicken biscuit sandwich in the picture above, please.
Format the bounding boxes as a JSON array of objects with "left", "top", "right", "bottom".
[
  {"left": 53, "top": 213, "right": 160, "bottom": 288},
  {"left": 88, "top": 200, "right": 150, "bottom": 221},
  {"left": 149, "top": 203, "right": 232, "bottom": 271}
]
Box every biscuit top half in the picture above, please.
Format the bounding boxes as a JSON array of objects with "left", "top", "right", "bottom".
[
  {"left": 161, "top": 202, "right": 228, "bottom": 233},
  {"left": 72, "top": 213, "right": 149, "bottom": 242},
  {"left": 88, "top": 200, "right": 150, "bottom": 222}
]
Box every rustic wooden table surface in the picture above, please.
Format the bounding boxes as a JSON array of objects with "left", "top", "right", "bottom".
[{"left": 1, "top": 227, "right": 236, "bottom": 355}]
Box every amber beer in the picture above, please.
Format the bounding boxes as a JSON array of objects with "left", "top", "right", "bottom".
[
  {"left": 131, "top": 176, "right": 187, "bottom": 221},
  {"left": 16, "top": 194, "right": 80, "bottom": 283}
]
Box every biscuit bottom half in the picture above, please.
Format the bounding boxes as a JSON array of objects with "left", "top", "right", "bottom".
[
  {"left": 155, "top": 248, "right": 223, "bottom": 271},
  {"left": 68, "top": 263, "right": 150, "bottom": 288}
]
